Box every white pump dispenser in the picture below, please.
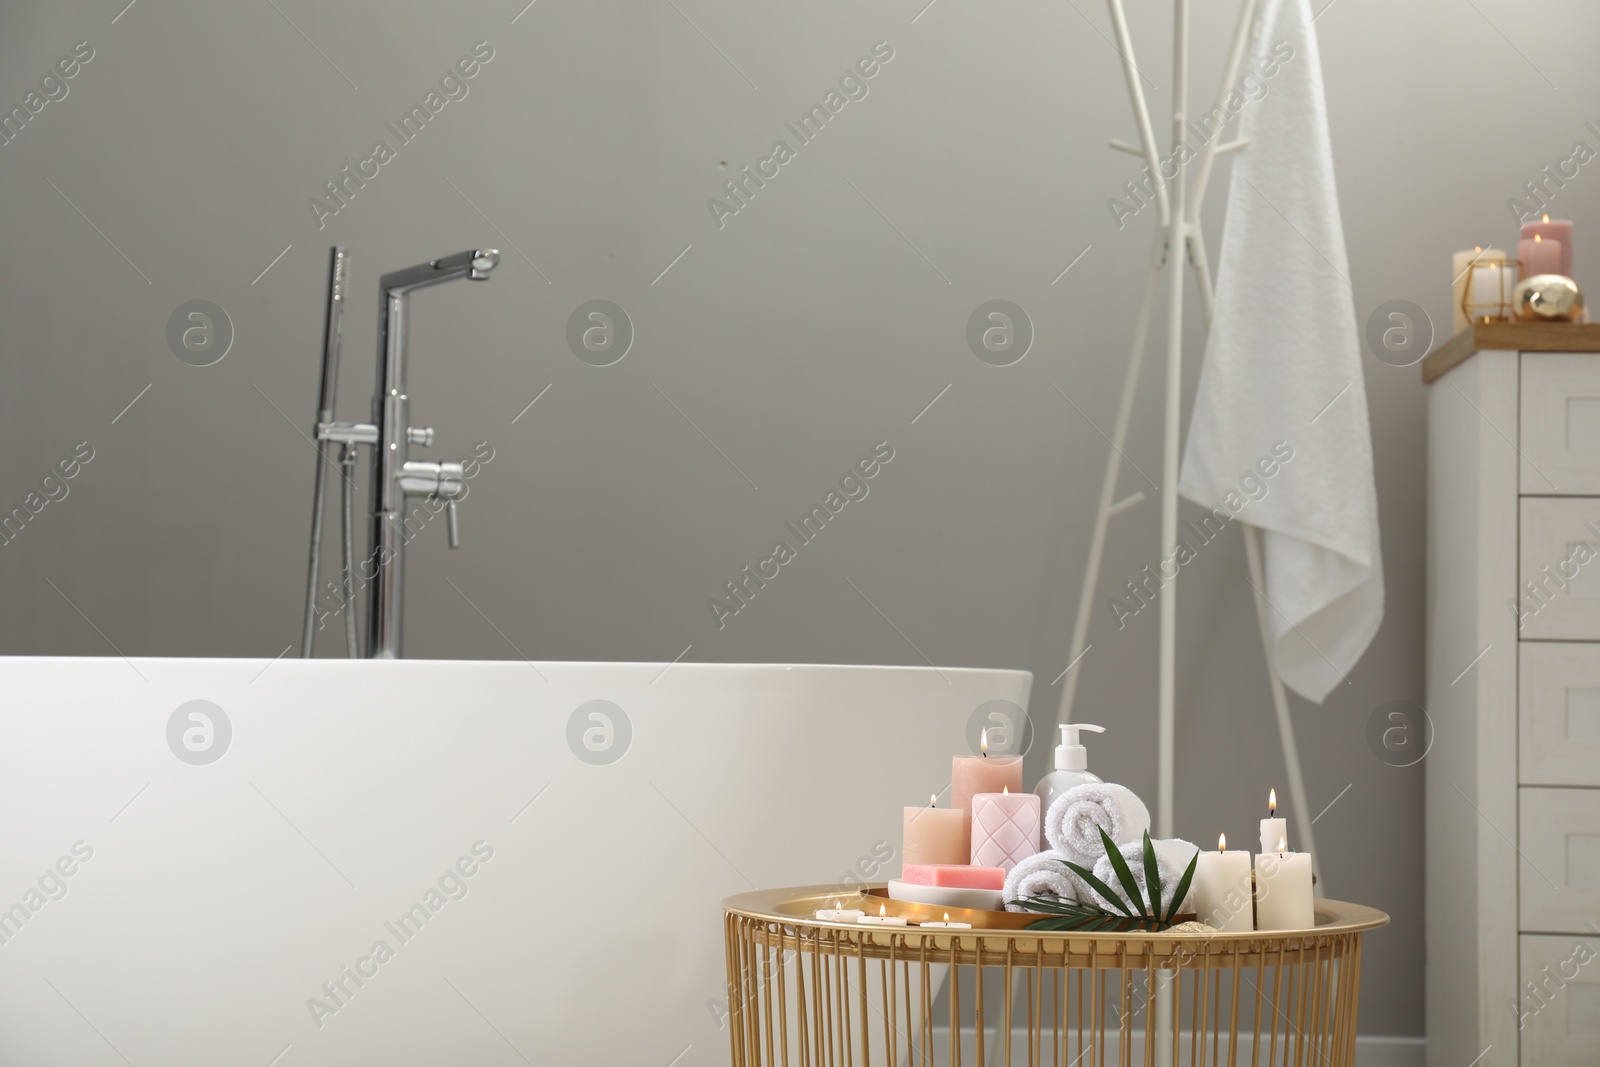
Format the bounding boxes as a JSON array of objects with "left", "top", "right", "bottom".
[{"left": 1033, "top": 724, "right": 1106, "bottom": 838}]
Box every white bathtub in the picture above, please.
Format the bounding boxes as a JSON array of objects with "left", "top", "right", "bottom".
[{"left": 0, "top": 657, "right": 1030, "bottom": 1066}]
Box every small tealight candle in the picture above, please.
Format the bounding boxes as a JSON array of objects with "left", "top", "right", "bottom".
[
  {"left": 920, "top": 912, "right": 972, "bottom": 929},
  {"left": 1254, "top": 836, "right": 1315, "bottom": 931},
  {"left": 1193, "top": 833, "right": 1254, "bottom": 933},
  {"left": 814, "top": 899, "right": 866, "bottom": 922},
  {"left": 1259, "top": 789, "right": 1287, "bottom": 855},
  {"left": 857, "top": 903, "right": 908, "bottom": 926}
]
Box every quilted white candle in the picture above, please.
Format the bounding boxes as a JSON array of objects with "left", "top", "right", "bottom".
[{"left": 970, "top": 788, "right": 1041, "bottom": 873}]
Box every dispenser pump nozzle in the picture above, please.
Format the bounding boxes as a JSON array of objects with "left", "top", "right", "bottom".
[{"left": 1055, "top": 723, "right": 1105, "bottom": 771}]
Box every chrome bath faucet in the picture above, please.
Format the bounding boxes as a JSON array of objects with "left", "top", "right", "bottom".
[{"left": 301, "top": 246, "right": 499, "bottom": 659}]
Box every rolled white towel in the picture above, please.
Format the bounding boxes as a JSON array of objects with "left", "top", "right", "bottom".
[
  {"left": 1043, "top": 783, "right": 1151, "bottom": 868},
  {"left": 1088, "top": 837, "right": 1200, "bottom": 915},
  {"left": 1003, "top": 850, "right": 1091, "bottom": 912}
]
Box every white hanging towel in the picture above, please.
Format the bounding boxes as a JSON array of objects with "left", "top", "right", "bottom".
[{"left": 1177, "top": 0, "right": 1382, "bottom": 703}]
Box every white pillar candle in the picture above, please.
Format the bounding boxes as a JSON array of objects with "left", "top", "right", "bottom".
[
  {"left": 814, "top": 902, "right": 866, "bottom": 922},
  {"left": 1254, "top": 841, "right": 1315, "bottom": 931},
  {"left": 970, "top": 789, "right": 1041, "bottom": 872},
  {"left": 1259, "top": 788, "right": 1287, "bottom": 855},
  {"left": 920, "top": 913, "right": 972, "bottom": 929},
  {"left": 1451, "top": 248, "right": 1488, "bottom": 334},
  {"left": 1193, "top": 834, "right": 1254, "bottom": 932}
]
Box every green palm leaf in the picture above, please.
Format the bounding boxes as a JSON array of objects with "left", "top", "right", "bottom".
[
  {"left": 1099, "top": 828, "right": 1148, "bottom": 918},
  {"left": 1063, "top": 859, "right": 1135, "bottom": 917},
  {"left": 1141, "top": 831, "right": 1163, "bottom": 917},
  {"left": 1164, "top": 851, "right": 1200, "bottom": 922}
]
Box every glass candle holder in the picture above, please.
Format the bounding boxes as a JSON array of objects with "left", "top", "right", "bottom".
[{"left": 1461, "top": 252, "right": 1521, "bottom": 323}]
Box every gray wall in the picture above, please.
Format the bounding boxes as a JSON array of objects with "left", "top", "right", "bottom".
[{"left": 3, "top": 0, "right": 1597, "bottom": 1039}]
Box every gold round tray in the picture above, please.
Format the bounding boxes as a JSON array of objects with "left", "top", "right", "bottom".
[{"left": 725, "top": 882, "right": 1386, "bottom": 938}]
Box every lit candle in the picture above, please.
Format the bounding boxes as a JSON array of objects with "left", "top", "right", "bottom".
[
  {"left": 1259, "top": 789, "right": 1287, "bottom": 855},
  {"left": 903, "top": 794, "right": 966, "bottom": 866},
  {"left": 1254, "top": 836, "right": 1314, "bottom": 931},
  {"left": 857, "top": 903, "right": 908, "bottom": 926},
  {"left": 952, "top": 729, "right": 1023, "bottom": 856},
  {"left": 1193, "top": 833, "right": 1254, "bottom": 932},
  {"left": 1519, "top": 232, "right": 1563, "bottom": 277},
  {"left": 1451, "top": 247, "right": 1489, "bottom": 334},
  {"left": 1466, "top": 258, "right": 1518, "bottom": 322},
  {"left": 921, "top": 912, "right": 972, "bottom": 929},
  {"left": 970, "top": 788, "right": 1041, "bottom": 872},
  {"left": 1520, "top": 215, "right": 1574, "bottom": 277},
  {"left": 814, "top": 899, "right": 866, "bottom": 922}
]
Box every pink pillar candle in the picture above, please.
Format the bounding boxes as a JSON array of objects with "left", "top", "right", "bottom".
[
  {"left": 1520, "top": 234, "right": 1563, "bottom": 277},
  {"left": 970, "top": 791, "right": 1041, "bottom": 872},
  {"left": 903, "top": 798, "right": 966, "bottom": 867},
  {"left": 1520, "top": 217, "right": 1574, "bottom": 277},
  {"left": 951, "top": 754, "right": 1023, "bottom": 855}
]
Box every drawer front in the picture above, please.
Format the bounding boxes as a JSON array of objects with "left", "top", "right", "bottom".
[
  {"left": 1521, "top": 643, "right": 1600, "bottom": 786},
  {"left": 1522, "top": 352, "right": 1600, "bottom": 494},
  {"left": 1520, "top": 934, "right": 1600, "bottom": 1066},
  {"left": 1521, "top": 787, "right": 1600, "bottom": 933},
  {"left": 1519, "top": 497, "right": 1600, "bottom": 639}
]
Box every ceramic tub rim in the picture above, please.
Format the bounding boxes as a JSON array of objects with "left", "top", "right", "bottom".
[{"left": 0, "top": 655, "right": 1034, "bottom": 681}]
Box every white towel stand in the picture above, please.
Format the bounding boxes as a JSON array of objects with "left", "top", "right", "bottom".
[{"left": 1053, "top": 0, "right": 1321, "bottom": 885}]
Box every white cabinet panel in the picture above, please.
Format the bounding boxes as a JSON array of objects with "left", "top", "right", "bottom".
[
  {"left": 1523, "top": 352, "right": 1600, "bottom": 494},
  {"left": 1520, "top": 643, "right": 1600, "bottom": 786},
  {"left": 1519, "top": 934, "right": 1600, "bottom": 1066},
  {"left": 1518, "top": 497, "right": 1600, "bottom": 639},
  {"left": 1521, "top": 788, "right": 1600, "bottom": 934}
]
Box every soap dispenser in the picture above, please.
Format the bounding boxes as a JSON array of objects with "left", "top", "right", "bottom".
[{"left": 1034, "top": 723, "right": 1105, "bottom": 817}]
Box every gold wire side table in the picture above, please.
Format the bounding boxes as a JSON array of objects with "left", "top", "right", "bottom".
[{"left": 722, "top": 885, "right": 1388, "bottom": 1067}]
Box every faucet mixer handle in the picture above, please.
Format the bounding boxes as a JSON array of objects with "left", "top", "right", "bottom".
[{"left": 446, "top": 499, "right": 461, "bottom": 549}]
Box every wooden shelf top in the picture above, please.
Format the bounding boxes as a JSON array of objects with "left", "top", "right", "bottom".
[{"left": 1422, "top": 322, "right": 1600, "bottom": 384}]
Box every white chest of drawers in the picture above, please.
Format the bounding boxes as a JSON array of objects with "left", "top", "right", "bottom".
[{"left": 1425, "top": 324, "right": 1600, "bottom": 1067}]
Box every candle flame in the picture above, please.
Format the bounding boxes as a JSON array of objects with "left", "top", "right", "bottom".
[
  {"left": 1536, "top": 233, "right": 1544, "bottom": 243},
  {"left": 836, "top": 900, "right": 842, "bottom": 908},
  {"left": 1277, "top": 835, "right": 1287, "bottom": 854},
  {"left": 930, "top": 794, "right": 937, "bottom": 808},
  {"left": 944, "top": 912, "right": 950, "bottom": 921},
  {"left": 1003, "top": 786, "right": 1009, "bottom": 794},
  {"left": 1268, "top": 788, "right": 1277, "bottom": 815},
  {"left": 980, "top": 728, "right": 988, "bottom": 755},
  {"left": 1475, "top": 245, "right": 1482, "bottom": 253},
  {"left": 1219, "top": 832, "right": 1227, "bottom": 851},
  {"left": 879, "top": 904, "right": 887, "bottom": 917},
  {"left": 1544, "top": 214, "right": 1551, "bottom": 223}
]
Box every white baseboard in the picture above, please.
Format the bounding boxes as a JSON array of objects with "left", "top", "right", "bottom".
[{"left": 1354, "top": 1036, "right": 1426, "bottom": 1067}]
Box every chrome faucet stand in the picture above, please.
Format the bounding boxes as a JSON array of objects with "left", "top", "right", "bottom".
[{"left": 300, "top": 246, "right": 499, "bottom": 659}]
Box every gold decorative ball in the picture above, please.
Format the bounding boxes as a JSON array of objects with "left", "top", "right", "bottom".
[{"left": 1514, "top": 274, "right": 1585, "bottom": 322}]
